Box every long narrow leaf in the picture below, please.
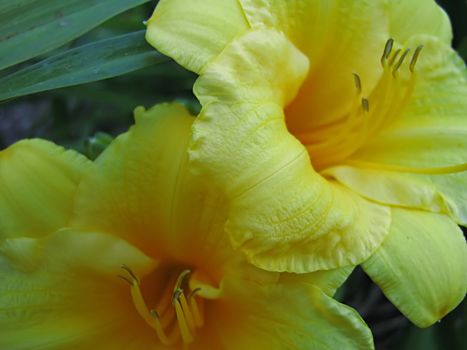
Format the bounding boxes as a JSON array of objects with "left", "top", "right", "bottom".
[
  {"left": 0, "top": 31, "right": 168, "bottom": 101},
  {"left": 0, "top": 0, "right": 151, "bottom": 70}
]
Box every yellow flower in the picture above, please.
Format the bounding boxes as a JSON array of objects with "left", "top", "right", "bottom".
[
  {"left": 146, "top": 0, "right": 467, "bottom": 327},
  {"left": 0, "top": 104, "right": 373, "bottom": 349}
]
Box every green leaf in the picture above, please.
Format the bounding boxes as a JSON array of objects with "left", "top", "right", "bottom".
[
  {"left": 0, "top": 31, "right": 169, "bottom": 101},
  {"left": 0, "top": 0, "right": 151, "bottom": 70}
]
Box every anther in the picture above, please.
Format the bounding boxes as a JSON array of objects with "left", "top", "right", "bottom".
[
  {"left": 174, "top": 269, "right": 191, "bottom": 292},
  {"left": 409, "top": 45, "right": 424, "bottom": 72},
  {"left": 188, "top": 288, "right": 202, "bottom": 300},
  {"left": 121, "top": 264, "right": 140, "bottom": 283},
  {"left": 353, "top": 73, "right": 362, "bottom": 94},
  {"left": 381, "top": 38, "right": 394, "bottom": 66},
  {"left": 118, "top": 274, "right": 134, "bottom": 286},
  {"left": 361, "top": 98, "right": 370, "bottom": 112},
  {"left": 172, "top": 289, "right": 183, "bottom": 304},
  {"left": 392, "top": 48, "right": 411, "bottom": 77},
  {"left": 121, "top": 266, "right": 204, "bottom": 346},
  {"left": 388, "top": 49, "right": 401, "bottom": 67},
  {"left": 118, "top": 264, "right": 140, "bottom": 285}
]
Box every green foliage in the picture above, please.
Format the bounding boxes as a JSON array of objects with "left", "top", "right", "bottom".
[
  {"left": 0, "top": 0, "right": 151, "bottom": 70},
  {"left": 0, "top": 0, "right": 197, "bottom": 151},
  {"left": 0, "top": 31, "right": 168, "bottom": 101}
]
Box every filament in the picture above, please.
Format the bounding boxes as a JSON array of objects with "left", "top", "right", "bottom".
[{"left": 119, "top": 266, "right": 205, "bottom": 346}]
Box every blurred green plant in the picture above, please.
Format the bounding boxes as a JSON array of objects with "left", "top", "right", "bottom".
[{"left": 0, "top": 0, "right": 197, "bottom": 152}]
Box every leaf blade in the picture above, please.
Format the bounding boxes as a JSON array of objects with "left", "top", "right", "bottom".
[
  {"left": 0, "top": 30, "right": 168, "bottom": 101},
  {"left": 0, "top": 0, "right": 151, "bottom": 70}
]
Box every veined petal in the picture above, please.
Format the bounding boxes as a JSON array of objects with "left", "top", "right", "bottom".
[
  {"left": 228, "top": 175, "right": 390, "bottom": 273},
  {"left": 192, "top": 29, "right": 309, "bottom": 195},
  {"left": 328, "top": 36, "right": 467, "bottom": 224},
  {"left": 240, "top": 0, "right": 389, "bottom": 128},
  {"left": 146, "top": 0, "right": 249, "bottom": 74},
  {"left": 325, "top": 166, "right": 457, "bottom": 220},
  {"left": 193, "top": 29, "right": 390, "bottom": 273},
  {"left": 279, "top": 266, "right": 354, "bottom": 297},
  {"left": 0, "top": 229, "right": 158, "bottom": 349},
  {"left": 72, "top": 104, "right": 230, "bottom": 272},
  {"left": 0, "top": 140, "right": 90, "bottom": 240},
  {"left": 362, "top": 208, "right": 467, "bottom": 328},
  {"left": 388, "top": 0, "right": 452, "bottom": 44},
  {"left": 213, "top": 277, "right": 374, "bottom": 349}
]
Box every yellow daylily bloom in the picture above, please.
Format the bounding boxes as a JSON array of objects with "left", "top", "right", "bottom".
[
  {"left": 0, "top": 104, "right": 373, "bottom": 349},
  {"left": 146, "top": 0, "right": 467, "bottom": 327}
]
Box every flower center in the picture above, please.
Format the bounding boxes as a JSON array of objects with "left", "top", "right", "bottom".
[
  {"left": 119, "top": 265, "right": 204, "bottom": 346},
  {"left": 286, "top": 39, "right": 423, "bottom": 171}
]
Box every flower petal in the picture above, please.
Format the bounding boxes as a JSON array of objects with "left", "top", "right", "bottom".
[
  {"left": 228, "top": 178, "right": 390, "bottom": 273},
  {"left": 279, "top": 266, "right": 354, "bottom": 297},
  {"left": 146, "top": 0, "right": 249, "bottom": 74},
  {"left": 193, "top": 29, "right": 391, "bottom": 273},
  {"left": 362, "top": 208, "right": 467, "bottom": 328},
  {"left": 327, "top": 36, "right": 467, "bottom": 224},
  {"left": 72, "top": 104, "right": 230, "bottom": 271},
  {"left": 388, "top": 0, "right": 452, "bottom": 44},
  {"left": 213, "top": 276, "right": 374, "bottom": 349},
  {"left": 0, "top": 139, "right": 90, "bottom": 240},
  {"left": 0, "top": 229, "right": 158, "bottom": 349},
  {"left": 240, "top": 0, "right": 389, "bottom": 128}
]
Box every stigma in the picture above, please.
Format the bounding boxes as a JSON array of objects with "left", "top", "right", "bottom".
[{"left": 119, "top": 265, "right": 204, "bottom": 346}]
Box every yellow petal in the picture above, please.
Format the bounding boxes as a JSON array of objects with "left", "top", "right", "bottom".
[
  {"left": 0, "top": 139, "right": 90, "bottom": 240},
  {"left": 362, "top": 208, "right": 467, "bottom": 328},
  {"left": 193, "top": 30, "right": 390, "bottom": 272},
  {"left": 213, "top": 276, "right": 374, "bottom": 349},
  {"left": 328, "top": 36, "right": 467, "bottom": 224},
  {"left": 146, "top": 0, "right": 249, "bottom": 74},
  {"left": 279, "top": 266, "right": 354, "bottom": 297},
  {"left": 325, "top": 165, "right": 457, "bottom": 219},
  {"left": 229, "top": 178, "right": 390, "bottom": 272},
  {"left": 240, "top": 0, "right": 389, "bottom": 128},
  {"left": 0, "top": 229, "right": 158, "bottom": 349},
  {"left": 388, "top": 0, "right": 452, "bottom": 44},
  {"left": 72, "top": 104, "right": 230, "bottom": 273}
]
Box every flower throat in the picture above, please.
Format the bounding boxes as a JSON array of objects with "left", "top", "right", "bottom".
[{"left": 119, "top": 265, "right": 204, "bottom": 346}]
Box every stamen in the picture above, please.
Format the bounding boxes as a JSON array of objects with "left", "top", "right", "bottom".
[
  {"left": 121, "top": 264, "right": 140, "bottom": 284},
  {"left": 173, "top": 291, "right": 194, "bottom": 344},
  {"left": 381, "top": 38, "right": 394, "bottom": 66},
  {"left": 361, "top": 98, "right": 369, "bottom": 112},
  {"left": 156, "top": 276, "right": 178, "bottom": 328},
  {"left": 118, "top": 274, "right": 134, "bottom": 286},
  {"left": 149, "top": 310, "right": 179, "bottom": 346},
  {"left": 119, "top": 266, "right": 204, "bottom": 346},
  {"left": 388, "top": 49, "right": 401, "bottom": 67},
  {"left": 353, "top": 73, "right": 362, "bottom": 94},
  {"left": 188, "top": 288, "right": 204, "bottom": 328},
  {"left": 174, "top": 269, "right": 191, "bottom": 292},
  {"left": 409, "top": 45, "right": 424, "bottom": 72},
  {"left": 188, "top": 288, "right": 202, "bottom": 299},
  {"left": 392, "top": 48, "right": 411, "bottom": 77}
]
